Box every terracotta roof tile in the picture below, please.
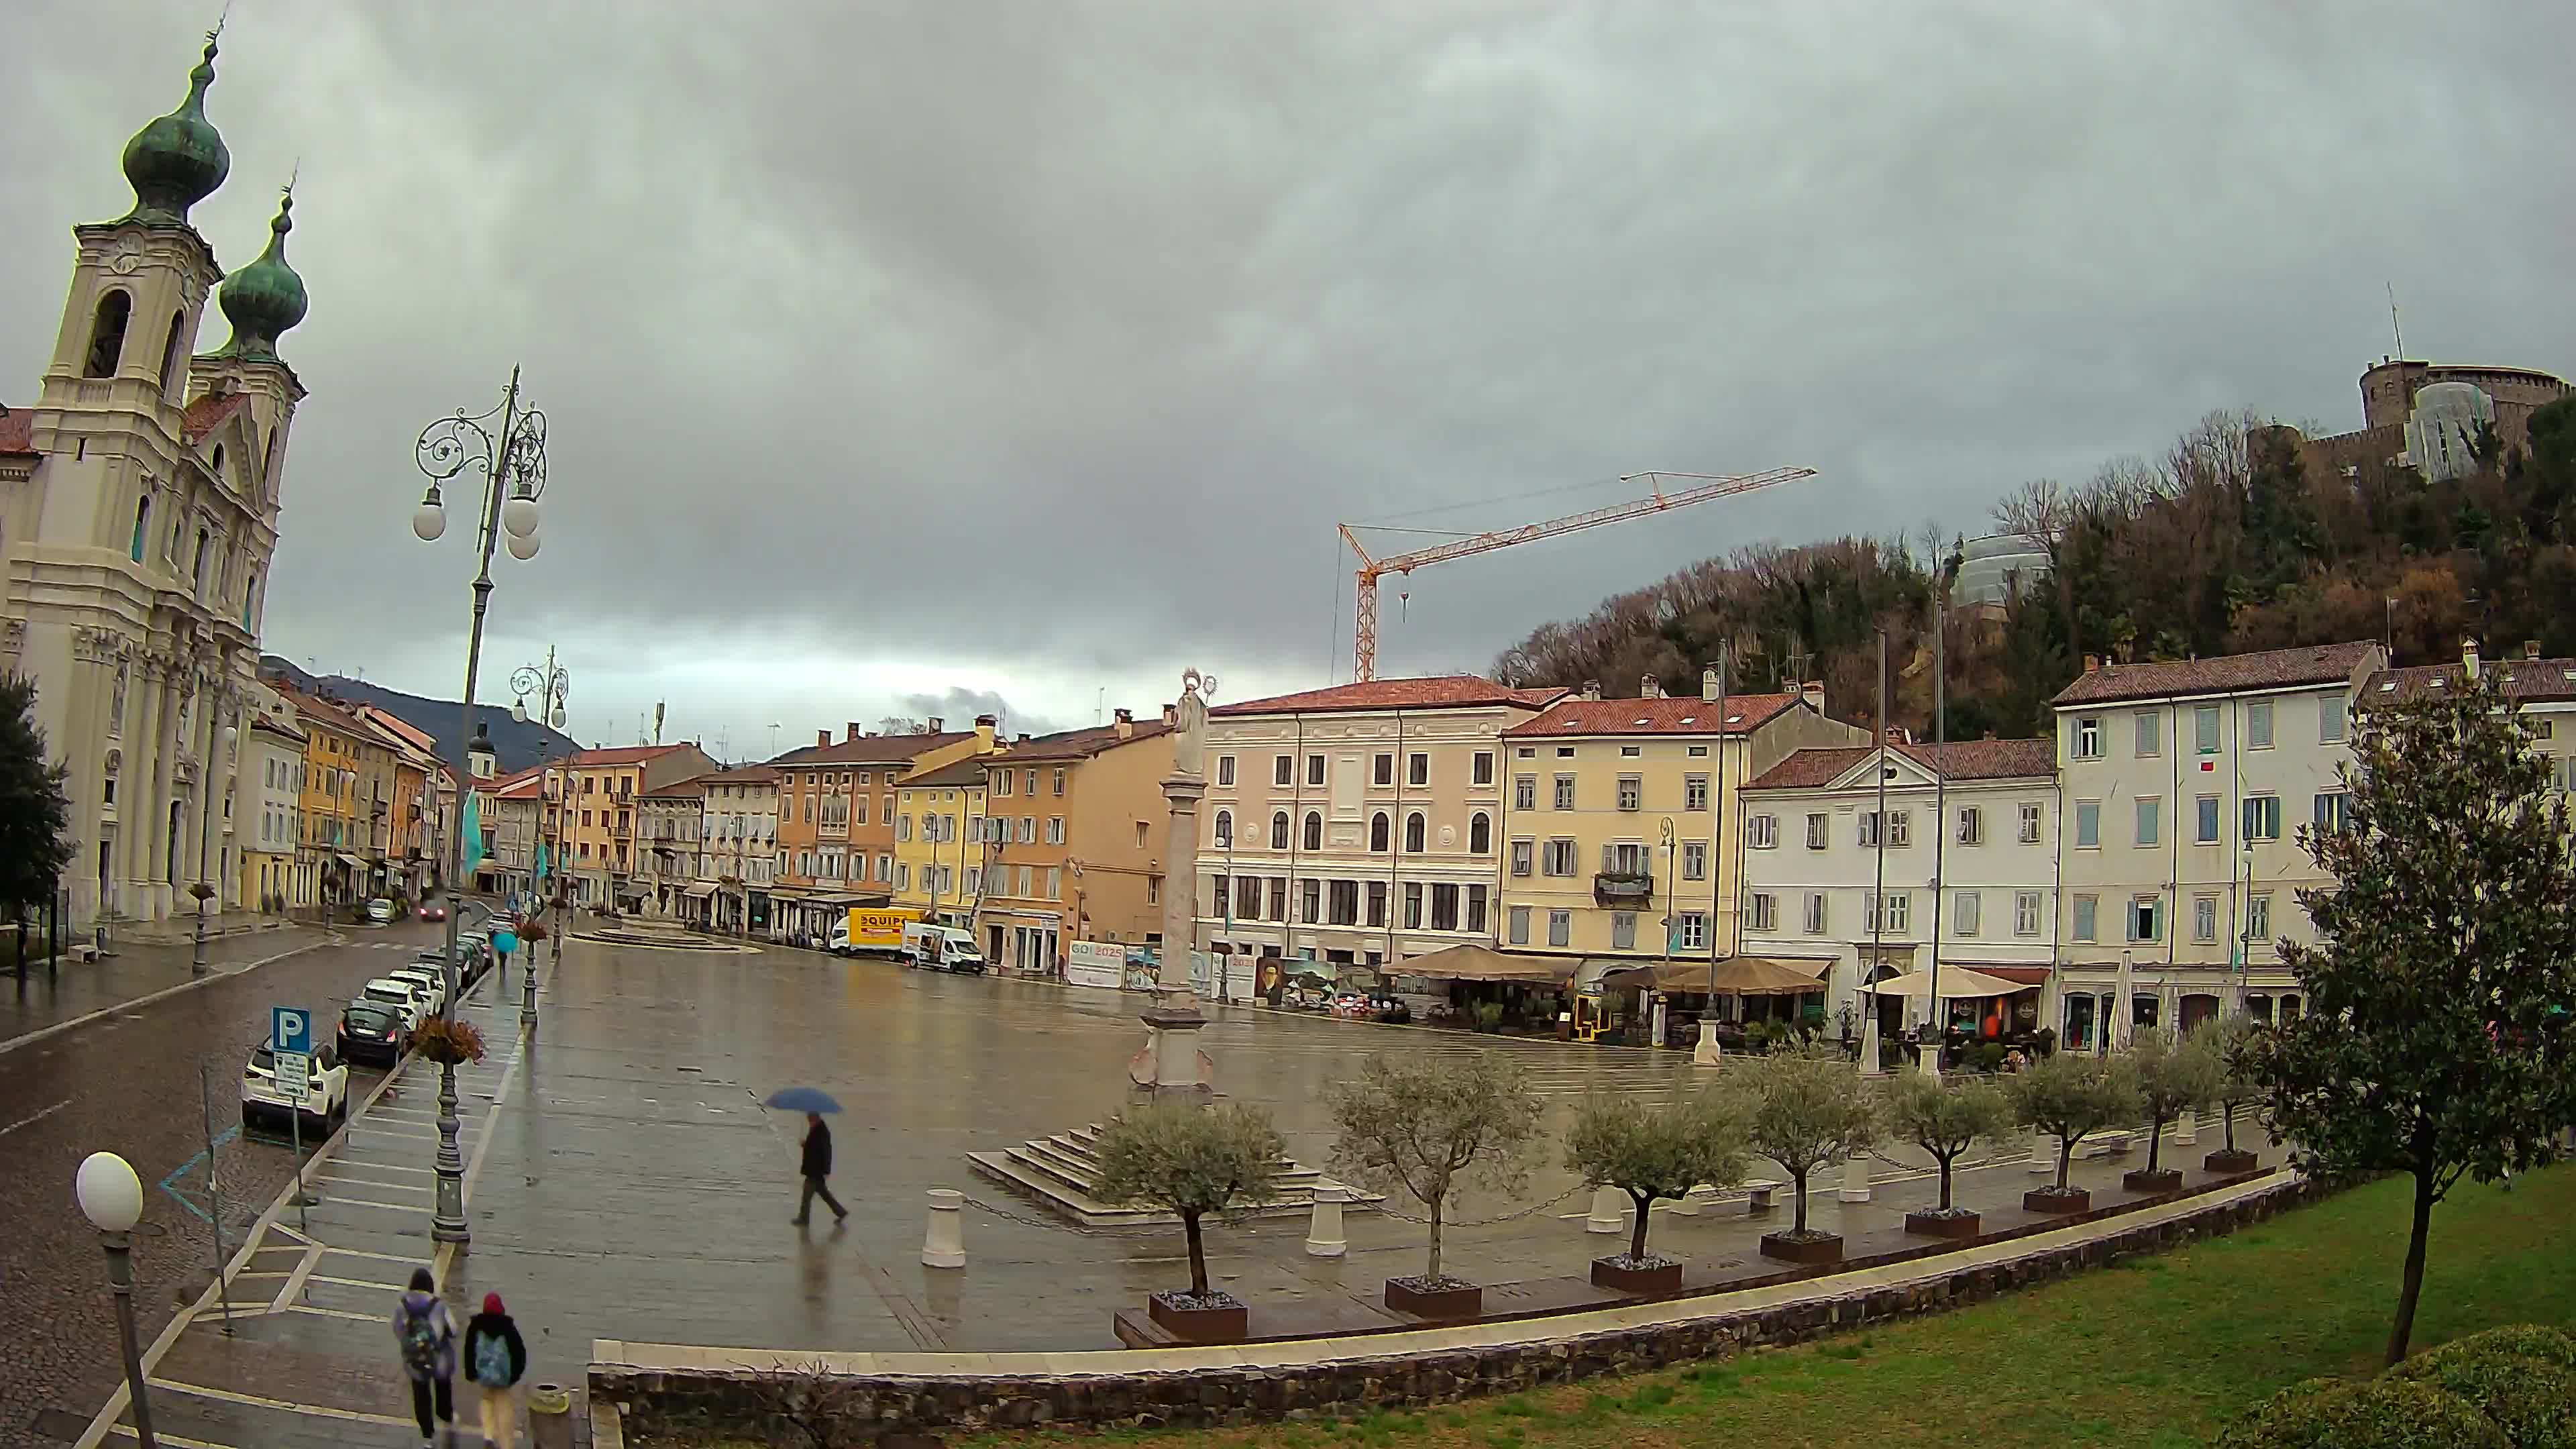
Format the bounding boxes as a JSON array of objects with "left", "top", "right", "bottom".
[
  {"left": 2367, "top": 658, "right": 2576, "bottom": 705},
  {"left": 0, "top": 404, "right": 35, "bottom": 458},
  {"left": 641, "top": 777, "right": 710, "bottom": 798},
  {"left": 1745, "top": 737, "right": 2055, "bottom": 791},
  {"left": 899, "top": 757, "right": 990, "bottom": 790},
  {"left": 767, "top": 731, "right": 973, "bottom": 767},
  {"left": 180, "top": 391, "right": 250, "bottom": 444},
  {"left": 1503, "top": 693, "right": 1801, "bottom": 738},
  {"left": 695, "top": 764, "right": 780, "bottom": 784},
  {"left": 995, "top": 718, "right": 1174, "bottom": 762},
  {"left": 568, "top": 743, "right": 690, "bottom": 767},
  {"left": 1212, "top": 676, "right": 1565, "bottom": 718},
  {"left": 2051, "top": 642, "right": 2380, "bottom": 706}
]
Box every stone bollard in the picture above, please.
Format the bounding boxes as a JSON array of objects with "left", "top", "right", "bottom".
[
  {"left": 922, "top": 1188, "right": 966, "bottom": 1269},
  {"left": 2175, "top": 1110, "right": 2198, "bottom": 1147},
  {"left": 2030, "top": 1127, "right": 2056, "bottom": 1175},
  {"left": 1837, "top": 1152, "right": 1872, "bottom": 1203},
  {"left": 1304, "top": 1183, "right": 1349, "bottom": 1258},
  {"left": 1585, "top": 1185, "right": 1626, "bottom": 1234}
]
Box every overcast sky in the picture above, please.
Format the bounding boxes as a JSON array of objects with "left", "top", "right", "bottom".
[{"left": 8, "top": 2, "right": 2570, "bottom": 757}]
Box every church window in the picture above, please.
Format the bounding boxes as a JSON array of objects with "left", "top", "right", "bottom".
[
  {"left": 129, "top": 496, "right": 151, "bottom": 564},
  {"left": 192, "top": 528, "right": 211, "bottom": 592},
  {"left": 211, "top": 445, "right": 225, "bottom": 484},
  {"left": 156, "top": 310, "right": 186, "bottom": 395},
  {"left": 242, "top": 569, "right": 257, "bottom": 628},
  {"left": 85, "top": 290, "right": 131, "bottom": 378}
]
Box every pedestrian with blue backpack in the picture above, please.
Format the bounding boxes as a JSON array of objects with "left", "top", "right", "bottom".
[
  {"left": 463, "top": 1292, "right": 530, "bottom": 1448},
  {"left": 392, "top": 1267, "right": 458, "bottom": 1446}
]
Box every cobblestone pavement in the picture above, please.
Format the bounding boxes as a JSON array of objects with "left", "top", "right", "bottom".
[
  {"left": 1, "top": 924, "right": 327, "bottom": 1048},
  {"left": 58, "top": 934, "right": 2274, "bottom": 1447},
  {"left": 0, "top": 907, "right": 484, "bottom": 1448}
]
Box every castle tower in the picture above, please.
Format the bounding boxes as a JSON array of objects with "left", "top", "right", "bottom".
[{"left": 1, "top": 29, "right": 312, "bottom": 929}]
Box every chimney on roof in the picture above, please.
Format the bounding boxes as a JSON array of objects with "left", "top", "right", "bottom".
[
  {"left": 1114, "top": 707, "right": 1134, "bottom": 739},
  {"left": 816, "top": 729, "right": 830, "bottom": 747},
  {"left": 2463, "top": 636, "right": 2480, "bottom": 681},
  {"left": 1162, "top": 703, "right": 1177, "bottom": 726},
  {"left": 1701, "top": 667, "right": 1720, "bottom": 703},
  {"left": 1801, "top": 680, "right": 1825, "bottom": 712},
  {"left": 2083, "top": 654, "right": 2100, "bottom": 674},
  {"left": 865, "top": 731, "right": 879, "bottom": 739},
  {"left": 1016, "top": 733, "right": 1031, "bottom": 745},
  {"left": 2528, "top": 640, "right": 2543, "bottom": 661},
  {"left": 847, "top": 722, "right": 862, "bottom": 743},
  {"left": 926, "top": 717, "right": 945, "bottom": 733},
  {"left": 1640, "top": 674, "right": 1662, "bottom": 699},
  {"left": 1580, "top": 679, "right": 1601, "bottom": 702},
  {"left": 972, "top": 714, "right": 995, "bottom": 747}
]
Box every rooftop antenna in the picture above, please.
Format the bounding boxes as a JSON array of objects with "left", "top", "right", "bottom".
[{"left": 2387, "top": 282, "right": 2404, "bottom": 360}]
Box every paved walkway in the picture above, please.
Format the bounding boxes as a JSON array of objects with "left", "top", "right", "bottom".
[{"left": 1, "top": 926, "right": 327, "bottom": 1051}]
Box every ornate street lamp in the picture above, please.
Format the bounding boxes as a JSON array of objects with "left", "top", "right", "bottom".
[{"left": 410, "top": 368, "right": 549, "bottom": 1246}]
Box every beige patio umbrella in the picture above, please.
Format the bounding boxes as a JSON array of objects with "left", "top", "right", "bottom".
[{"left": 1863, "top": 965, "right": 2027, "bottom": 1000}]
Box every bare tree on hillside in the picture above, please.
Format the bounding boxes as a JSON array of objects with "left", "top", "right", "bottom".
[{"left": 1995, "top": 477, "right": 2078, "bottom": 663}]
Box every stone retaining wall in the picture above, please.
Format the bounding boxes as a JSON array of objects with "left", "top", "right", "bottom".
[{"left": 598, "top": 1177, "right": 2320, "bottom": 1440}]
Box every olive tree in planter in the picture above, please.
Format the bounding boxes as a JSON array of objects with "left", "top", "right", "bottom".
[
  {"left": 1743, "top": 1047, "right": 1880, "bottom": 1264},
  {"left": 2010, "top": 1051, "right": 2139, "bottom": 1214},
  {"left": 2123, "top": 1028, "right": 2223, "bottom": 1192},
  {"left": 1880, "top": 1072, "right": 2014, "bottom": 1239},
  {"left": 1564, "top": 1088, "right": 1749, "bottom": 1294},
  {"left": 1091, "top": 1100, "right": 1285, "bottom": 1342},
  {"left": 2196, "top": 1016, "right": 2265, "bottom": 1174},
  {"left": 1327, "top": 1052, "right": 1544, "bottom": 1318}
]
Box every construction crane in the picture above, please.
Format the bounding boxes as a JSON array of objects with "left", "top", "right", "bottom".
[{"left": 1339, "top": 467, "right": 1817, "bottom": 682}]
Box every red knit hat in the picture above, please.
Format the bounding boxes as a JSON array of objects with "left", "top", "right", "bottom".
[{"left": 483, "top": 1292, "right": 504, "bottom": 1315}]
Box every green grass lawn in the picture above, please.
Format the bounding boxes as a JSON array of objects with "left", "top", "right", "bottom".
[{"left": 644, "top": 1165, "right": 2573, "bottom": 1449}]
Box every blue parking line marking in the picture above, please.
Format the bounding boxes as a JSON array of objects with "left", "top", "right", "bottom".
[{"left": 158, "top": 1124, "right": 242, "bottom": 1222}]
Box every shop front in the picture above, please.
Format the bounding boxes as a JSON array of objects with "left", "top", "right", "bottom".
[
  {"left": 1603, "top": 955, "right": 1832, "bottom": 1051},
  {"left": 1393, "top": 944, "right": 1578, "bottom": 1033},
  {"left": 983, "top": 908, "right": 1065, "bottom": 976}
]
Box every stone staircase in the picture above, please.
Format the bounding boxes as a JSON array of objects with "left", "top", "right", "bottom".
[{"left": 968, "top": 1122, "right": 1380, "bottom": 1228}]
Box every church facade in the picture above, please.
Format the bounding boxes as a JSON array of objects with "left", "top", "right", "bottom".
[{"left": 0, "top": 32, "right": 311, "bottom": 928}]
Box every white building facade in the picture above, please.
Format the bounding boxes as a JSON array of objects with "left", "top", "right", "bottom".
[
  {"left": 1738, "top": 739, "right": 2061, "bottom": 1039},
  {"left": 1194, "top": 677, "right": 1562, "bottom": 975},
  {"left": 697, "top": 765, "right": 778, "bottom": 935},
  {"left": 1, "top": 38, "right": 310, "bottom": 928},
  {"left": 239, "top": 710, "right": 303, "bottom": 911},
  {"left": 2051, "top": 642, "right": 2383, "bottom": 1049}
]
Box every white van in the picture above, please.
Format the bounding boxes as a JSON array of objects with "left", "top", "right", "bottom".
[{"left": 902, "top": 922, "right": 986, "bottom": 975}]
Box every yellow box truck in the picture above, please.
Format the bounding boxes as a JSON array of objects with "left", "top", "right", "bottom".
[{"left": 830, "top": 906, "right": 918, "bottom": 957}]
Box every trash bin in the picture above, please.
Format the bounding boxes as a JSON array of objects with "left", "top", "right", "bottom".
[{"left": 526, "top": 1382, "right": 573, "bottom": 1449}]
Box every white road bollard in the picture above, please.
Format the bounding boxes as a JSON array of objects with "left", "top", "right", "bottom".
[
  {"left": 2029, "top": 1127, "right": 2056, "bottom": 1175},
  {"left": 922, "top": 1188, "right": 966, "bottom": 1269},
  {"left": 1837, "top": 1152, "right": 1872, "bottom": 1203},
  {"left": 2175, "top": 1110, "right": 2198, "bottom": 1147},
  {"left": 1304, "top": 1183, "right": 1349, "bottom": 1258},
  {"left": 1585, "top": 1185, "right": 1626, "bottom": 1234}
]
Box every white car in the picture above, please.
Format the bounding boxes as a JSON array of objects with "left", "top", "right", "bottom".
[
  {"left": 365, "top": 897, "right": 398, "bottom": 925},
  {"left": 241, "top": 1040, "right": 348, "bottom": 1134},
  {"left": 359, "top": 976, "right": 435, "bottom": 1032},
  {"left": 385, "top": 967, "right": 446, "bottom": 1016}
]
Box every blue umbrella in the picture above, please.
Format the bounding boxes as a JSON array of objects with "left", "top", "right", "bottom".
[{"left": 763, "top": 1086, "right": 843, "bottom": 1114}]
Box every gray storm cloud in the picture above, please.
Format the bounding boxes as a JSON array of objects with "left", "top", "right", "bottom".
[{"left": 5, "top": 1, "right": 2569, "bottom": 751}]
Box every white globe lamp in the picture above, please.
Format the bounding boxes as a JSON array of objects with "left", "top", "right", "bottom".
[
  {"left": 76, "top": 1151, "right": 144, "bottom": 1233},
  {"left": 502, "top": 490, "right": 540, "bottom": 540},
  {"left": 506, "top": 529, "right": 541, "bottom": 561},
  {"left": 411, "top": 488, "right": 447, "bottom": 543}
]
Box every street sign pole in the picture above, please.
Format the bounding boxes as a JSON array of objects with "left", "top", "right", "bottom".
[{"left": 272, "top": 1007, "right": 315, "bottom": 1236}]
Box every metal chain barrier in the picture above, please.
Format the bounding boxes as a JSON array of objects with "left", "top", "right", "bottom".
[{"left": 1372, "top": 1181, "right": 1589, "bottom": 1228}]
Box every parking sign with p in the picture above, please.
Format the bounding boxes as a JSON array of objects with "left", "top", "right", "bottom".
[{"left": 272, "top": 1006, "right": 310, "bottom": 1055}]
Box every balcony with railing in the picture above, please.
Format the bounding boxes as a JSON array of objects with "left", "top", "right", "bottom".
[{"left": 1593, "top": 871, "right": 1654, "bottom": 906}]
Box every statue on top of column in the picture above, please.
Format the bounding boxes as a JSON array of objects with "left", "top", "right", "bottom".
[{"left": 1173, "top": 668, "right": 1216, "bottom": 779}]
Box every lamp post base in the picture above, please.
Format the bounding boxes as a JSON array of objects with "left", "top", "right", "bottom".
[
  {"left": 432, "top": 1059, "right": 470, "bottom": 1244},
  {"left": 101, "top": 1232, "right": 158, "bottom": 1447},
  {"left": 1131, "top": 1005, "right": 1212, "bottom": 1094}
]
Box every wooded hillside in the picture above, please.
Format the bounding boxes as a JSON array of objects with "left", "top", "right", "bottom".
[{"left": 1491, "top": 396, "right": 2576, "bottom": 740}]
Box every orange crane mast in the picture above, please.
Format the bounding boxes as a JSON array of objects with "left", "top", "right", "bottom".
[{"left": 1340, "top": 467, "right": 1817, "bottom": 682}]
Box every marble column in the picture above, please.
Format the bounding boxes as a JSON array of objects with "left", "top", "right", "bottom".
[{"left": 1136, "top": 670, "right": 1214, "bottom": 1095}]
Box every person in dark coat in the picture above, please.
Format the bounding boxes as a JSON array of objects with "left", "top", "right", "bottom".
[
  {"left": 793, "top": 1110, "right": 847, "bottom": 1224},
  {"left": 392, "top": 1267, "right": 457, "bottom": 1446},
  {"left": 462, "top": 1291, "right": 530, "bottom": 1448}
]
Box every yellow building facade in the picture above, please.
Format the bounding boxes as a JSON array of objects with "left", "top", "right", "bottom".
[
  {"left": 893, "top": 755, "right": 990, "bottom": 927},
  {"left": 1495, "top": 680, "right": 1865, "bottom": 969},
  {"left": 276, "top": 686, "right": 368, "bottom": 907}
]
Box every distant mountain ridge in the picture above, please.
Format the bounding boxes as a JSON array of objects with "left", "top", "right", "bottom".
[{"left": 258, "top": 655, "right": 578, "bottom": 777}]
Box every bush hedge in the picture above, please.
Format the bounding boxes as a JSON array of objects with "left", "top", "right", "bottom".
[{"left": 2216, "top": 1325, "right": 2576, "bottom": 1448}]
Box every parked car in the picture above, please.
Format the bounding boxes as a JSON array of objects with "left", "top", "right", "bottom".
[
  {"left": 455, "top": 932, "right": 493, "bottom": 979},
  {"left": 365, "top": 897, "right": 398, "bottom": 925},
  {"left": 359, "top": 976, "right": 434, "bottom": 1032},
  {"left": 337, "top": 1000, "right": 408, "bottom": 1068},
  {"left": 417, "top": 901, "right": 447, "bottom": 922},
  {"left": 385, "top": 967, "right": 447, "bottom": 1016},
  {"left": 241, "top": 1040, "right": 347, "bottom": 1134}
]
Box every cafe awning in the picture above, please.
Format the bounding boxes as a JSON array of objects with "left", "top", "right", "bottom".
[
  {"left": 1604, "top": 955, "right": 1829, "bottom": 995},
  {"left": 1866, "top": 965, "right": 2029, "bottom": 999},
  {"left": 334, "top": 852, "right": 362, "bottom": 868},
  {"left": 682, "top": 882, "right": 718, "bottom": 898},
  {"left": 1399, "top": 944, "right": 1578, "bottom": 985}
]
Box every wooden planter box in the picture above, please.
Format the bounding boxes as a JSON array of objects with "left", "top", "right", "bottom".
[
  {"left": 1903, "top": 1209, "right": 1983, "bottom": 1240},
  {"left": 2204, "top": 1148, "right": 2260, "bottom": 1175},
  {"left": 1384, "top": 1277, "right": 1483, "bottom": 1318},
  {"left": 2122, "top": 1168, "right": 2184, "bottom": 1194},
  {"left": 2024, "top": 1186, "right": 2092, "bottom": 1215},
  {"left": 1146, "top": 1291, "right": 1247, "bottom": 1342},
  {"left": 1758, "top": 1232, "right": 1845, "bottom": 1265},
  {"left": 1589, "top": 1256, "right": 1685, "bottom": 1295}
]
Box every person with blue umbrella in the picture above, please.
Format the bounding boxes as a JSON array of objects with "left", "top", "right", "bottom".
[{"left": 767, "top": 1087, "right": 847, "bottom": 1226}]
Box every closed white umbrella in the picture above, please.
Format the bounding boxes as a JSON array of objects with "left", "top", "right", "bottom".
[{"left": 2113, "top": 950, "right": 2135, "bottom": 1053}]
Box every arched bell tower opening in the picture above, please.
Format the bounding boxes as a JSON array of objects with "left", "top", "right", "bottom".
[{"left": 84, "top": 290, "right": 132, "bottom": 378}]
